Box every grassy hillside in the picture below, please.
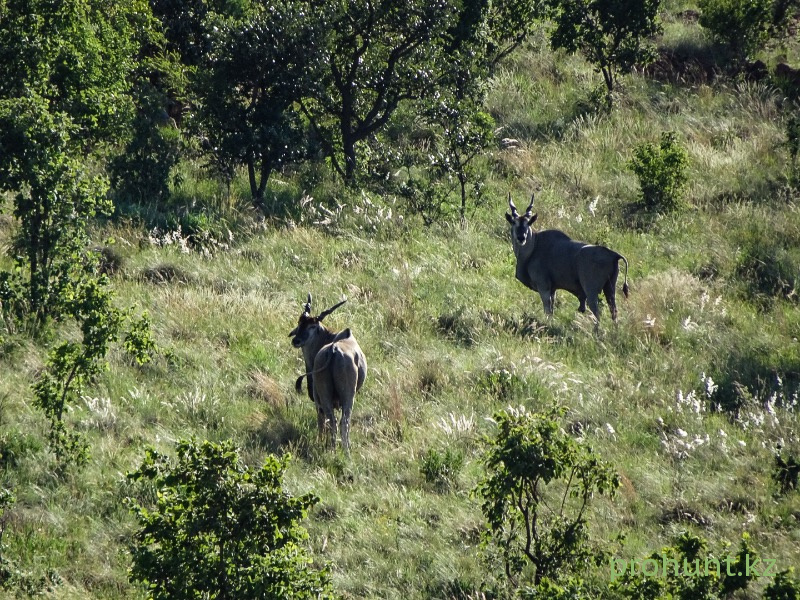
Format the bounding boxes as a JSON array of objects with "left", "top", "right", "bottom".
[{"left": 1, "top": 4, "right": 800, "bottom": 599}]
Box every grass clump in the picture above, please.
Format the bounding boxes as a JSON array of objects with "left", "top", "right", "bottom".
[{"left": 419, "top": 446, "right": 464, "bottom": 492}]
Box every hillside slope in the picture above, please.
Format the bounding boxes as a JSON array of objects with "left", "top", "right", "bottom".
[{"left": 1, "top": 8, "right": 800, "bottom": 600}]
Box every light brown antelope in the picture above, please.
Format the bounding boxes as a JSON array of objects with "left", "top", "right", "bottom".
[
  {"left": 506, "top": 193, "right": 629, "bottom": 322},
  {"left": 289, "top": 294, "right": 367, "bottom": 450}
]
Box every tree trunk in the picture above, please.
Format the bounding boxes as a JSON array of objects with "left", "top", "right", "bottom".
[
  {"left": 459, "top": 171, "right": 468, "bottom": 227},
  {"left": 341, "top": 113, "right": 358, "bottom": 184},
  {"left": 247, "top": 157, "right": 272, "bottom": 211}
]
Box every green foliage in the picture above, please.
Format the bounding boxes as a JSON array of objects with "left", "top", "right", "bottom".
[
  {"left": 124, "top": 312, "right": 158, "bottom": 366},
  {"left": 548, "top": 0, "right": 661, "bottom": 107},
  {"left": 611, "top": 532, "right": 758, "bottom": 600},
  {"left": 765, "top": 569, "right": 800, "bottom": 600},
  {"left": 0, "top": 0, "right": 142, "bottom": 143},
  {"left": 109, "top": 91, "right": 183, "bottom": 205},
  {"left": 420, "top": 446, "right": 464, "bottom": 491},
  {"left": 163, "top": 209, "right": 233, "bottom": 255},
  {"left": 0, "top": 93, "right": 113, "bottom": 334},
  {"left": 418, "top": 98, "right": 496, "bottom": 224},
  {"left": 126, "top": 439, "right": 332, "bottom": 600},
  {"left": 0, "top": 487, "right": 15, "bottom": 548},
  {"left": 628, "top": 131, "right": 689, "bottom": 213},
  {"left": 698, "top": 0, "right": 773, "bottom": 63},
  {"left": 32, "top": 277, "right": 124, "bottom": 467},
  {"left": 0, "top": 488, "right": 43, "bottom": 594},
  {"left": 518, "top": 576, "right": 591, "bottom": 600},
  {"left": 300, "top": 0, "right": 461, "bottom": 183},
  {"left": 190, "top": 1, "right": 322, "bottom": 207},
  {"left": 475, "top": 405, "right": 619, "bottom": 586},
  {"left": 475, "top": 368, "right": 526, "bottom": 402},
  {"left": 482, "top": 0, "right": 551, "bottom": 67},
  {"left": 0, "top": 0, "right": 154, "bottom": 334}
]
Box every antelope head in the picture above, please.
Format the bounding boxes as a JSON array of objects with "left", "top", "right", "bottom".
[
  {"left": 288, "top": 293, "right": 347, "bottom": 348},
  {"left": 505, "top": 192, "right": 537, "bottom": 246}
]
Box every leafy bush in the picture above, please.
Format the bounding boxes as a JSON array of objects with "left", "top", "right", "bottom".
[
  {"left": 33, "top": 278, "right": 123, "bottom": 467},
  {"left": 765, "top": 568, "right": 800, "bottom": 600},
  {"left": 109, "top": 90, "right": 182, "bottom": 205},
  {"left": 610, "top": 532, "right": 758, "bottom": 600},
  {"left": 475, "top": 405, "right": 618, "bottom": 586},
  {"left": 628, "top": 131, "right": 689, "bottom": 213},
  {"left": 126, "top": 438, "right": 333, "bottom": 600},
  {"left": 698, "top": 0, "right": 772, "bottom": 63}
]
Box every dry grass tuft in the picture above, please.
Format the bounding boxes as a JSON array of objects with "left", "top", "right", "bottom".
[{"left": 246, "top": 369, "right": 286, "bottom": 409}]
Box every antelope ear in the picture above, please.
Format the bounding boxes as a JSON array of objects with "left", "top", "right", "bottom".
[
  {"left": 529, "top": 213, "right": 538, "bottom": 224},
  {"left": 505, "top": 212, "right": 514, "bottom": 224},
  {"left": 289, "top": 326, "right": 298, "bottom": 337},
  {"left": 334, "top": 328, "right": 352, "bottom": 342}
]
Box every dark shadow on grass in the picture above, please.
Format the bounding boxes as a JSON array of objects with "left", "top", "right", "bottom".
[
  {"left": 710, "top": 343, "right": 800, "bottom": 416},
  {"left": 489, "top": 88, "right": 606, "bottom": 144},
  {"left": 644, "top": 41, "right": 723, "bottom": 86},
  {"left": 246, "top": 413, "right": 313, "bottom": 457}
]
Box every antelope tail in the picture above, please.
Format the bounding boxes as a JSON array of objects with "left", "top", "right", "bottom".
[
  {"left": 619, "top": 255, "right": 630, "bottom": 298},
  {"left": 294, "top": 348, "right": 337, "bottom": 394}
]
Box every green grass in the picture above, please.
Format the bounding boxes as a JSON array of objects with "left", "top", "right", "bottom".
[{"left": 2, "top": 6, "right": 800, "bottom": 599}]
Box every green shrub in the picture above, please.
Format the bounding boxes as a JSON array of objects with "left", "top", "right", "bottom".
[
  {"left": 734, "top": 222, "right": 799, "bottom": 304},
  {"left": 33, "top": 278, "right": 124, "bottom": 468},
  {"left": 475, "top": 405, "right": 618, "bottom": 586},
  {"left": 628, "top": 131, "right": 689, "bottom": 213},
  {"left": 698, "top": 0, "right": 772, "bottom": 63},
  {"left": 610, "top": 532, "right": 758, "bottom": 600},
  {"left": 126, "top": 438, "right": 333, "bottom": 600},
  {"left": 109, "top": 91, "right": 182, "bottom": 205},
  {"left": 765, "top": 568, "right": 800, "bottom": 600}
]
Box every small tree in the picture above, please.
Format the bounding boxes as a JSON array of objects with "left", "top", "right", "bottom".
[
  {"left": 475, "top": 405, "right": 619, "bottom": 586},
  {"left": 191, "top": 1, "right": 323, "bottom": 209},
  {"left": 0, "top": 0, "right": 147, "bottom": 334},
  {"left": 548, "top": 0, "right": 661, "bottom": 108},
  {"left": 425, "top": 97, "right": 496, "bottom": 225},
  {"left": 628, "top": 131, "right": 689, "bottom": 213},
  {"left": 300, "top": 0, "right": 459, "bottom": 183},
  {"left": 0, "top": 95, "right": 114, "bottom": 334},
  {"left": 126, "top": 439, "right": 333, "bottom": 600}
]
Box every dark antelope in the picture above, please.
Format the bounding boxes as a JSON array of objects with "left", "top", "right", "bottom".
[
  {"left": 289, "top": 294, "right": 367, "bottom": 450},
  {"left": 505, "top": 193, "right": 629, "bottom": 322}
]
